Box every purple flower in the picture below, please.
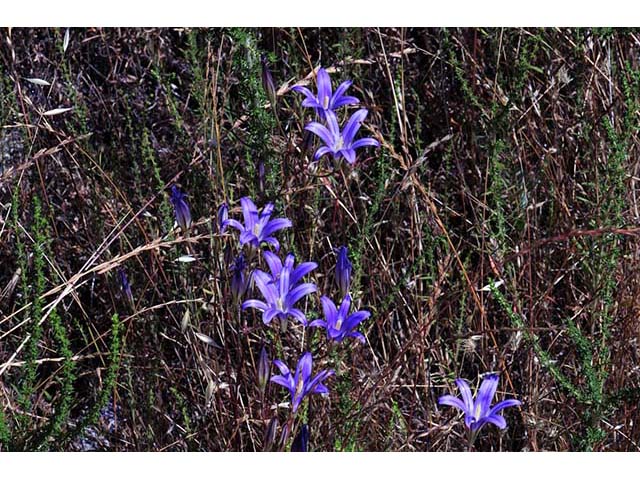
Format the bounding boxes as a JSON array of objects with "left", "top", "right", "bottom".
[
  {"left": 306, "top": 109, "right": 379, "bottom": 165},
  {"left": 230, "top": 254, "right": 250, "bottom": 302},
  {"left": 438, "top": 373, "right": 521, "bottom": 433},
  {"left": 242, "top": 253, "right": 316, "bottom": 325},
  {"left": 335, "top": 246, "right": 352, "bottom": 296},
  {"left": 222, "top": 197, "right": 292, "bottom": 251},
  {"left": 292, "top": 67, "right": 359, "bottom": 117},
  {"left": 270, "top": 352, "right": 334, "bottom": 412},
  {"left": 170, "top": 185, "right": 192, "bottom": 232},
  {"left": 310, "top": 294, "right": 370, "bottom": 344}
]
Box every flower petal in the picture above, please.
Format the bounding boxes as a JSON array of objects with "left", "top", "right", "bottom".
[
  {"left": 332, "top": 95, "right": 360, "bottom": 109},
  {"left": 241, "top": 299, "right": 268, "bottom": 311},
  {"left": 342, "top": 108, "right": 368, "bottom": 144},
  {"left": 438, "top": 395, "right": 467, "bottom": 412},
  {"left": 488, "top": 399, "right": 522, "bottom": 416},
  {"left": 347, "top": 331, "right": 366, "bottom": 344},
  {"left": 316, "top": 68, "right": 332, "bottom": 109},
  {"left": 240, "top": 197, "right": 258, "bottom": 230},
  {"left": 291, "top": 85, "right": 318, "bottom": 103},
  {"left": 331, "top": 80, "right": 354, "bottom": 107},
  {"left": 239, "top": 230, "right": 258, "bottom": 247},
  {"left": 338, "top": 294, "right": 352, "bottom": 322},
  {"left": 305, "top": 121, "right": 335, "bottom": 147},
  {"left": 253, "top": 270, "right": 279, "bottom": 305},
  {"left": 271, "top": 374, "right": 294, "bottom": 393},
  {"left": 307, "top": 368, "right": 334, "bottom": 394},
  {"left": 298, "top": 352, "right": 313, "bottom": 383},
  {"left": 308, "top": 319, "right": 327, "bottom": 328},
  {"left": 291, "top": 262, "right": 317, "bottom": 286},
  {"left": 263, "top": 308, "right": 280, "bottom": 325},
  {"left": 454, "top": 378, "right": 474, "bottom": 413},
  {"left": 262, "top": 236, "right": 281, "bottom": 252},
  {"left": 314, "top": 146, "right": 333, "bottom": 160},
  {"left": 340, "top": 148, "right": 356, "bottom": 165},
  {"left": 262, "top": 218, "right": 292, "bottom": 238},
  {"left": 484, "top": 414, "right": 507, "bottom": 430},
  {"left": 476, "top": 374, "right": 500, "bottom": 419},
  {"left": 273, "top": 359, "right": 291, "bottom": 376},
  {"left": 320, "top": 296, "right": 339, "bottom": 329},
  {"left": 351, "top": 137, "right": 380, "bottom": 150},
  {"left": 344, "top": 310, "right": 370, "bottom": 331},
  {"left": 286, "top": 283, "right": 317, "bottom": 307},
  {"left": 324, "top": 110, "right": 341, "bottom": 136},
  {"left": 288, "top": 308, "right": 308, "bottom": 325},
  {"left": 262, "top": 251, "right": 282, "bottom": 278},
  {"left": 223, "top": 218, "right": 245, "bottom": 234}
]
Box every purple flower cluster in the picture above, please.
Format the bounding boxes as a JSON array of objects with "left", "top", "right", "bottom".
[
  {"left": 293, "top": 67, "right": 380, "bottom": 165},
  {"left": 221, "top": 194, "right": 371, "bottom": 435}
]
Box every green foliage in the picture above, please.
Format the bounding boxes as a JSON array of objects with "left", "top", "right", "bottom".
[
  {"left": 18, "top": 196, "right": 48, "bottom": 420},
  {"left": 228, "top": 28, "right": 279, "bottom": 198},
  {"left": 35, "top": 308, "right": 77, "bottom": 450},
  {"left": 140, "top": 127, "right": 174, "bottom": 234},
  {"left": 67, "top": 313, "right": 122, "bottom": 445}
]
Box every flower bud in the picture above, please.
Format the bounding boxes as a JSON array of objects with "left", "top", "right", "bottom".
[
  {"left": 291, "top": 424, "right": 309, "bottom": 452},
  {"left": 118, "top": 268, "right": 134, "bottom": 307},
  {"left": 230, "top": 254, "right": 249, "bottom": 303},
  {"left": 335, "top": 246, "right": 352, "bottom": 296},
  {"left": 261, "top": 54, "right": 277, "bottom": 108},
  {"left": 263, "top": 417, "right": 279, "bottom": 452},
  {"left": 218, "top": 203, "right": 229, "bottom": 234},
  {"left": 257, "top": 345, "right": 270, "bottom": 392},
  {"left": 169, "top": 185, "right": 192, "bottom": 232}
]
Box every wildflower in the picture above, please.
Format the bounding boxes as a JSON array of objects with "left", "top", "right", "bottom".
[
  {"left": 291, "top": 424, "right": 309, "bottom": 452},
  {"left": 169, "top": 185, "right": 192, "bottom": 232},
  {"left": 262, "top": 251, "right": 317, "bottom": 289},
  {"left": 438, "top": 373, "right": 521, "bottom": 434},
  {"left": 218, "top": 203, "right": 229, "bottom": 234},
  {"left": 261, "top": 54, "right": 277, "bottom": 107},
  {"left": 292, "top": 67, "right": 359, "bottom": 116},
  {"left": 118, "top": 268, "right": 134, "bottom": 306},
  {"left": 222, "top": 197, "right": 292, "bottom": 251},
  {"left": 230, "top": 254, "right": 250, "bottom": 302},
  {"left": 242, "top": 254, "right": 316, "bottom": 326},
  {"left": 335, "top": 246, "right": 352, "bottom": 296},
  {"left": 270, "top": 352, "right": 334, "bottom": 412},
  {"left": 258, "top": 345, "right": 271, "bottom": 391},
  {"left": 306, "top": 109, "right": 379, "bottom": 165},
  {"left": 309, "top": 294, "right": 370, "bottom": 344}
]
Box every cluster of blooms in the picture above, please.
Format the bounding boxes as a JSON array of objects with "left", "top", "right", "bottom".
[
  {"left": 292, "top": 67, "right": 380, "bottom": 165},
  {"left": 156, "top": 68, "right": 522, "bottom": 451},
  {"left": 219, "top": 196, "right": 371, "bottom": 418}
]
